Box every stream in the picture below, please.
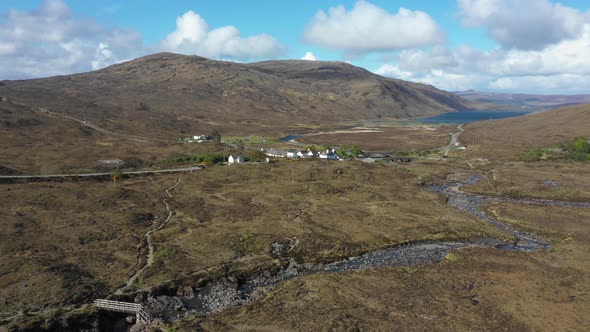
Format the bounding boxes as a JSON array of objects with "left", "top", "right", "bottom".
[
  {"left": 114, "top": 177, "right": 182, "bottom": 296},
  {"left": 129, "top": 174, "right": 588, "bottom": 325}
]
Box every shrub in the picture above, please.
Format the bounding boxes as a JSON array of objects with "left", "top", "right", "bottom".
[
  {"left": 522, "top": 148, "right": 544, "bottom": 162},
  {"left": 166, "top": 153, "right": 224, "bottom": 164},
  {"left": 336, "top": 145, "right": 364, "bottom": 159},
  {"left": 564, "top": 137, "right": 590, "bottom": 161}
]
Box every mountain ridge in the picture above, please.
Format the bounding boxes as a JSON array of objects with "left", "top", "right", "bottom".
[
  {"left": 454, "top": 89, "right": 590, "bottom": 110},
  {"left": 0, "top": 52, "right": 478, "bottom": 137}
]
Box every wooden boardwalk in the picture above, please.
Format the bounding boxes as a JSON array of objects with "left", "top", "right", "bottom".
[{"left": 94, "top": 299, "right": 152, "bottom": 324}]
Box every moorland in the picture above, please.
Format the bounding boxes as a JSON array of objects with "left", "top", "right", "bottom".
[{"left": 1, "top": 55, "right": 589, "bottom": 332}]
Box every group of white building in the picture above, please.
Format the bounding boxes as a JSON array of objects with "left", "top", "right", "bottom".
[
  {"left": 227, "top": 148, "right": 340, "bottom": 165},
  {"left": 265, "top": 148, "right": 340, "bottom": 160}
]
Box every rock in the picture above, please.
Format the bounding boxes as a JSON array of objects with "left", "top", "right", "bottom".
[
  {"left": 270, "top": 241, "right": 284, "bottom": 255},
  {"left": 227, "top": 275, "right": 238, "bottom": 284},
  {"left": 145, "top": 296, "right": 187, "bottom": 322},
  {"left": 177, "top": 286, "right": 194, "bottom": 297},
  {"left": 130, "top": 324, "right": 144, "bottom": 332},
  {"left": 134, "top": 293, "right": 146, "bottom": 303},
  {"left": 194, "top": 280, "right": 244, "bottom": 314}
]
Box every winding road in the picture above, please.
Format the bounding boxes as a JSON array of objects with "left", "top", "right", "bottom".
[
  {"left": 443, "top": 124, "right": 464, "bottom": 157},
  {"left": 30, "top": 104, "right": 180, "bottom": 144}
]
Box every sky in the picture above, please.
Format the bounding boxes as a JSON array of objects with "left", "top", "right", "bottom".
[{"left": 1, "top": 0, "right": 590, "bottom": 94}]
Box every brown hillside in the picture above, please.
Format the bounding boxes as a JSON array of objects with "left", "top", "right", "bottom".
[
  {"left": 0, "top": 53, "right": 475, "bottom": 138},
  {"left": 462, "top": 103, "right": 590, "bottom": 159}
]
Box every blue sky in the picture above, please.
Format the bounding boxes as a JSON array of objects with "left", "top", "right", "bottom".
[{"left": 1, "top": 0, "right": 590, "bottom": 93}]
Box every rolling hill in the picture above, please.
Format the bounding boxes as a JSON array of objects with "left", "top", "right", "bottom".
[
  {"left": 462, "top": 103, "right": 590, "bottom": 159},
  {"left": 0, "top": 52, "right": 477, "bottom": 138}
]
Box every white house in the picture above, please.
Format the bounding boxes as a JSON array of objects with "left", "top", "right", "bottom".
[
  {"left": 319, "top": 149, "right": 339, "bottom": 160},
  {"left": 191, "top": 135, "right": 210, "bottom": 143},
  {"left": 294, "top": 149, "right": 316, "bottom": 158},
  {"left": 228, "top": 155, "right": 244, "bottom": 164},
  {"left": 264, "top": 148, "right": 287, "bottom": 158},
  {"left": 286, "top": 150, "right": 298, "bottom": 158}
]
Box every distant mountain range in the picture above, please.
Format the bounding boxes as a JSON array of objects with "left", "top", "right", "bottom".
[
  {"left": 454, "top": 90, "right": 590, "bottom": 110},
  {"left": 0, "top": 53, "right": 478, "bottom": 137}
]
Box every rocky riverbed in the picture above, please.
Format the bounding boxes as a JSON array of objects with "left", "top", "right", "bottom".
[{"left": 142, "top": 241, "right": 483, "bottom": 322}]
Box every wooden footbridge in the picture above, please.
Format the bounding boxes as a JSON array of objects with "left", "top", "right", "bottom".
[{"left": 94, "top": 299, "right": 152, "bottom": 324}]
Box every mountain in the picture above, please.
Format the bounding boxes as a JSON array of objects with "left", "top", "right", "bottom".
[
  {"left": 454, "top": 90, "right": 590, "bottom": 110},
  {"left": 0, "top": 53, "right": 477, "bottom": 137}
]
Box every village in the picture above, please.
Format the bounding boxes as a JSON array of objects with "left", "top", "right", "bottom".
[
  {"left": 179, "top": 131, "right": 424, "bottom": 166},
  {"left": 227, "top": 147, "right": 341, "bottom": 164}
]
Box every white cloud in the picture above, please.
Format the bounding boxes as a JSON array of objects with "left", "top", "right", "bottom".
[
  {"left": 375, "top": 22, "right": 590, "bottom": 93},
  {"left": 163, "top": 10, "right": 209, "bottom": 49},
  {"left": 0, "top": 1, "right": 285, "bottom": 79},
  {"left": 375, "top": 64, "right": 413, "bottom": 80},
  {"left": 159, "top": 10, "right": 284, "bottom": 59},
  {"left": 376, "top": 64, "right": 486, "bottom": 91},
  {"left": 301, "top": 51, "right": 318, "bottom": 61},
  {"left": 489, "top": 74, "right": 590, "bottom": 91},
  {"left": 0, "top": 0, "right": 142, "bottom": 78},
  {"left": 303, "top": 1, "right": 444, "bottom": 53},
  {"left": 0, "top": 43, "right": 16, "bottom": 55},
  {"left": 458, "top": 0, "right": 587, "bottom": 50}
]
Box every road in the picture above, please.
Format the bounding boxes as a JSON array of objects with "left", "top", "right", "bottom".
[
  {"left": 0, "top": 166, "right": 202, "bottom": 179},
  {"left": 11, "top": 100, "right": 179, "bottom": 144},
  {"left": 443, "top": 124, "right": 464, "bottom": 157},
  {"left": 42, "top": 108, "right": 178, "bottom": 143}
]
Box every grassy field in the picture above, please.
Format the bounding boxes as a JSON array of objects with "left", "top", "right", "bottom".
[
  {"left": 0, "top": 99, "right": 237, "bottom": 175},
  {"left": 461, "top": 161, "right": 590, "bottom": 202},
  {"left": 461, "top": 103, "right": 590, "bottom": 160},
  {"left": 139, "top": 161, "right": 508, "bottom": 286},
  {"left": 296, "top": 125, "right": 453, "bottom": 151},
  {"left": 0, "top": 177, "right": 167, "bottom": 317},
  {"left": 182, "top": 246, "right": 588, "bottom": 331},
  {"left": 1, "top": 160, "right": 511, "bottom": 330}
]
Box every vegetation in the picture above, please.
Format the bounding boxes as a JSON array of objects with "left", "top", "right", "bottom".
[
  {"left": 522, "top": 148, "right": 545, "bottom": 162},
  {"left": 244, "top": 149, "right": 268, "bottom": 162},
  {"left": 305, "top": 145, "right": 321, "bottom": 152},
  {"left": 298, "top": 125, "right": 453, "bottom": 152},
  {"left": 336, "top": 145, "right": 363, "bottom": 159},
  {"left": 165, "top": 153, "right": 224, "bottom": 164},
  {"left": 222, "top": 135, "right": 272, "bottom": 146},
  {"left": 462, "top": 103, "right": 590, "bottom": 161},
  {"left": 156, "top": 247, "right": 177, "bottom": 259},
  {"left": 563, "top": 137, "right": 590, "bottom": 161},
  {"left": 210, "top": 129, "right": 222, "bottom": 143},
  {"left": 521, "top": 138, "right": 589, "bottom": 162}
]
